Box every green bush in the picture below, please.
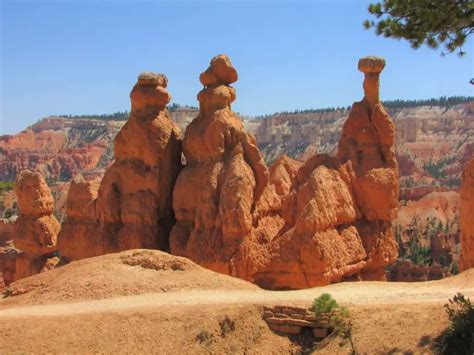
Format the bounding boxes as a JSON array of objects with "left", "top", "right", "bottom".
[
  {"left": 310, "top": 293, "right": 356, "bottom": 354},
  {"left": 310, "top": 293, "right": 339, "bottom": 317},
  {"left": 441, "top": 293, "right": 474, "bottom": 354}
]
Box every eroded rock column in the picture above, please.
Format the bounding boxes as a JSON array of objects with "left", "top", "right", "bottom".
[
  {"left": 59, "top": 73, "right": 182, "bottom": 260},
  {"left": 0, "top": 170, "right": 60, "bottom": 285},
  {"left": 337, "top": 56, "right": 399, "bottom": 280},
  {"left": 170, "top": 55, "right": 268, "bottom": 274}
]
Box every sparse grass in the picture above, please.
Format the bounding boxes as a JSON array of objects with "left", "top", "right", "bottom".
[
  {"left": 219, "top": 316, "right": 235, "bottom": 337},
  {"left": 195, "top": 330, "right": 214, "bottom": 345}
]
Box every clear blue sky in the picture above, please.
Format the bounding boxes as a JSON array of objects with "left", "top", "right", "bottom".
[{"left": 1, "top": 0, "right": 473, "bottom": 134}]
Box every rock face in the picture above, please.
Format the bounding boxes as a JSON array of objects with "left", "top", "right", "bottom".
[
  {"left": 250, "top": 97, "right": 473, "bottom": 198},
  {"left": 58, "top": 73, "right": 182, "bottom": 261},
  {"left": 0, "top": 170, "right": 60, "bottom": 285},
  {"left": 56, "top": 176, "right": 101, "bottom": 260},
  {"left": 170, "top": 55, "right": 269, "bottom": 273},
  {"left": 0, "top": 119, "right": 121, "bottom": 183},
  {"left": 12, "top": 171, "right": 60, "bottom": 257},
  {"left": 459, "top": 158, "right": 474, "bottom": 271},
  {"left": 170, "top": 55, "right": 399, "bottom": 289},
  {"left": 388, "top": 259, "right": 445, "bottom": 282},
  {"left": 337, "top": 56, "right": 399, "bottom": 280},
  {"left": 0, "top": 217, "right": 16, "bottom": 244}
]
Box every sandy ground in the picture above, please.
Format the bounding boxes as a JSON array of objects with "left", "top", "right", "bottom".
[{"left": 1, "top": 249, "right": 473, "bottom": 354}]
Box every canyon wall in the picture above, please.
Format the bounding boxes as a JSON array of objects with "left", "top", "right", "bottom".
[{"left": 459, "top": 158, "right": 474, "bottom": 271}]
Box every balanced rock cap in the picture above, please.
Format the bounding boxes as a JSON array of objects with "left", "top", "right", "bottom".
[
  {"left": 138, "top": 72, "right": 168, "bottom": 87},
  {"left": 358, "top": 56, "right": 386, "bottom": 74},
  {"left": 199, "top": 54, "right": 238, "bottom": 86}
]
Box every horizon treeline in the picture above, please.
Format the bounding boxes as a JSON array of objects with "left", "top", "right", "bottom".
[{"left": 51, "top": 96, "right": 473, "bottom": 121}]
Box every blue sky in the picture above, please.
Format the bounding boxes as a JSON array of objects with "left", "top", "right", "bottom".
[{"left": 1, "top": 0, "right": 473, "bottom": 134}]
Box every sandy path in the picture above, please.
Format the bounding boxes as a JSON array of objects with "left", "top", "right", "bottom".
[{"left": 2, "top": 279, "right": 473, "bottom": 318}]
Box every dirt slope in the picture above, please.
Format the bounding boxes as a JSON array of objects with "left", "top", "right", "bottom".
[{"left": 1, "top": 249, "right": 473, "bottom": 354}]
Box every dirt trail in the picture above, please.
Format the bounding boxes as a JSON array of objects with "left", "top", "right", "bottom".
[
  {"left": 1, "top": 251, "right": 473, "bottom": 354},
  {"left": 2, "top": 278, "right": 473, "bottom": 318}
]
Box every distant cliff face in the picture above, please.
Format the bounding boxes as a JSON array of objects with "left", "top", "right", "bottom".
[
  {"left": 0, "top": 108, "right": 198, "bottom": 184},
  {"left": 248, "top": 102, "right": 474, "bottom": 192},
  {"left": 0, "top": 118, "right": 122, "bottom": 183}
]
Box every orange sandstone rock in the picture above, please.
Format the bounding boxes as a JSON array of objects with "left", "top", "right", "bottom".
[
  {"left": 58, "top": 73, "right": 182, "bottom": 260},
  {"left": 169, "top": 54, "right": 398, "bottom": 289},
  {"left": 337, "top": 56, "right": 399, "bottom": 279},
  {"left": 0, "top": 170, "right": 60, "bottom": 286},
  {"left": 459, "top": 158, "right": 474, "bottom": 271},
  {"left": 170, "top": 54, "right": 268, "bottom": 273},
  {"left": 57, "top": 175, "right": 102, "bottom": 260},
  {"left": 12, "top": 171, "right": 60, "bottom": 256}
]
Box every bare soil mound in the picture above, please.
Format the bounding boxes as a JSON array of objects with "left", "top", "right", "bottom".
[
  {"left": 1, "top": 249, "right": 258, "bottom": 306},
  {"left": 0, "top": 254, "right": 473, "bottom": 353}
]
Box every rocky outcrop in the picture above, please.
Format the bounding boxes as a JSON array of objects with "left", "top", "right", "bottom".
[
  {"left": 170, "top": 55, "right": 399, "bottom": 289},
  {"left": 399, "top": 185, "right": 455, "bottom": 202},
  {"left": 396, "top": 191, "right": 460, "bottom": 229},
  {"left": 336, "top": 56, "right": 399, "bottom": 280},
  {"left": 170, "top": 55, "right": 268, "bottom": 273},
  {"left": 459, "top": 158, "right": 474, "bottom": 271},
  {"left": 12, "top": 171, "right": 60, "bottom": 257},
  {"left": 262, "top": 305, "right": 331, "bottom": 338},
  {"left": 0, "top": 119, "right": 120, "bottom": 183},
  {"left": 0, "top": 170, "right": 60, "bottom": 286},
  {"left": 56, "top": 176, "right": 101, "bottom": 260},
  {"left": 0, "top": 217, "right": 16, "bottom": 244},
  {"left": 58, "top": 73, "right": 182, "bottom": 261},
  {"left": 0, "top": 107, "right": 197, "bottom": 188},
  {"left": 388, "top": 259, "right": 445, "bottom": 281}
]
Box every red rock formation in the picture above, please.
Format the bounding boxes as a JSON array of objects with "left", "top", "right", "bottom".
[
  {"left": 337, "top": 56, "right": 399, "bottom": 280},
  {"left": 0, "top": 170, "right": 60, "bottom": 286},
  {"left": 396, "top": 191, "right": 460, "bottom": 229},
  {"left": 12, "top": 171, "right": 60, "bottom": 257},
  {"left": 399, "top": 185, "right": 456, "bottom": 202},
  {"left": 388, "top": 259, "right": 445, "bottom": 282},
  {"left": 170, "top": 55, "right": 268, "bottom": 273},
  {"left": 0, "top": 121, "right": 113, "bottom": 182},
  {"left": 397, "top": 154, "right": 415, "bottom": 176},
  {"left": 58, "top": 72, "right": 182, "bottom": 261},
  {"left": 56, "top": 175, "right": 101, "bottom": 260},
  {"left": 459, "top": 158, "right": 474, "bottom": 271},
  {"left": 170, "top": 55, "right": 399, "bottom": 289},
  {"left": 0, "top": 217, "right": 16, "bottom": 244}
]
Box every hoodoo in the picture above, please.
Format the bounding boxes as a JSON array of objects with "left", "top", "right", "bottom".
[
  {"left": 0, "top": 170, "right": 60, "bottom": 285},
  {"left": 169, "top": 54, "right": 399, "bottom": 289},
  {"left": 58, "top": 73, "right": 182, "bottom": 260},
  {"left": 21, "top": 55, "right": 401, "bottom": 290},
  {"left": 170, "top": 55, "right": 268, "bottom": 273},
  {"left": 337, "top": 56, "right": 399, "bottom": 280}
]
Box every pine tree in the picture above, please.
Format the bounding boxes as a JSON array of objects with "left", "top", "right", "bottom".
[{"left": 364, "top": 0, "right": 474, "bottom": 56}]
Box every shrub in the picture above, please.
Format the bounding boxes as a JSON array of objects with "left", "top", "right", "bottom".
[
  {"left": 310, "top": 293, "right": 356, "bottom": 354},
  {"left": 310, "top": 293, "right": 339, "bottom": 318},
  {"left": 441, "top": 293, "right": 474, "bottom": 354}
]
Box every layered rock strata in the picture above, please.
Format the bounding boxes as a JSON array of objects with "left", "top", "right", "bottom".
[
  {"left": 262, "top": 305, "right": 330, "bottom": 338},
  {"left": 459, "top": 158, "right": 474, "bottom": 271}
]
